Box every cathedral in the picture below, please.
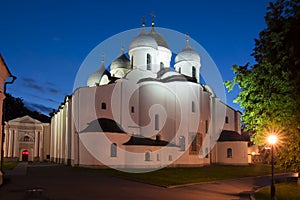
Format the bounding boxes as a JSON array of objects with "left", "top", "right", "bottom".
[{"left": 50, "top": 22, "right": 249, "bottom": 170}]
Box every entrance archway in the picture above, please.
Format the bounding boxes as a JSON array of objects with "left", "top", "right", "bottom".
[{"left": 22, "top": 150, "right": 29, "bottom": 161}]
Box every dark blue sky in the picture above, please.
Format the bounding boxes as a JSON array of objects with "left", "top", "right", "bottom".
[{"left": 0, "top": 0, "right": 271, "bottom": 115}]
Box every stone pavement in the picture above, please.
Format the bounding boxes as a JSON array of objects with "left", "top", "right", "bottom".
[{"left": 0, "top": 163, "right": 297, "bottom": 200}]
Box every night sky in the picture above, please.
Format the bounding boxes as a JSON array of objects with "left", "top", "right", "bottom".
[{"left": 0, "top": 0, "right": 271, "bottom": 115}]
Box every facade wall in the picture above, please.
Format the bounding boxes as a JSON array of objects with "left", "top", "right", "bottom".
[
  {"left": 214, "top": 141, "right": 248, "bottom": 165},
  {"left": 51, "top": 75, "right": 245, "bottom": 168},
  {"left": 4, "top": 116, "right": 50, "bottom": 162},
  {"left": 0, "top": 55, "right": 12, "bottom": 169}
]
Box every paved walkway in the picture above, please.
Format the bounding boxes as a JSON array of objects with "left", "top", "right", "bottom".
[
  {"left": 0, "top": 163, "right": 297, "bottom": 200},
  {"left": 4, "top": 162, "right": 28, "bottom": 176}
]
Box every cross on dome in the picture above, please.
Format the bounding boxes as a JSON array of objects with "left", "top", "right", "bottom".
[{"left": 151, "top": 11, "right": 156, "bottom": 27}]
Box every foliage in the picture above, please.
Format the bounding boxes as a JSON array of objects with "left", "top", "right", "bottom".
[
  {"left": 254, "top": 181, "right": 300, "bottom": 200},
  {"left": 225, "top": 0, "right": 300, "bottom": 172},
  {"left": 3, "top": 161, "right": 18, "bottom": 170},
  {"left": 4, "top": 93, "right": 50, "bottom": 123}
]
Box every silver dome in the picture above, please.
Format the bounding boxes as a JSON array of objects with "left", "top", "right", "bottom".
[
  {"left": 129, "top": 29, "right": 158, "bottom": 50},
  {"left": 110, "top": 53, "right": 130, "bottom": 70},
  {"left": 149, "top": 27, "right": 169, "bottom": 48}
]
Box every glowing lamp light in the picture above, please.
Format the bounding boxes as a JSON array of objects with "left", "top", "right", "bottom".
[{"left": 267, "top": 135, "right": 278, "bottom": 145}]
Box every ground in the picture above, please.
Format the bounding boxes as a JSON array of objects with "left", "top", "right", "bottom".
[{"left": 0, "top": 163, "right": 297, "bottom": 200}]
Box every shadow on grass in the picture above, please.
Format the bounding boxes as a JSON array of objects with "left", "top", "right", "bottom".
[
  {"left": 254, "top": 179, "right": 300, "bottom": 200},
  {"left": 69, "top": 164, "right": 285, "bottom": 187}
]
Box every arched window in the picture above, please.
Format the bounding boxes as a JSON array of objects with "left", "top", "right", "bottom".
[
  {"left": 131, "top": 106, "right": 135, "bottom": 113},
  {"left": 101, "top": 102, "right": 106, "bottom": 110},
  {"left": 205, "top": 148, "right": 209, "bottom": 158},
  {"left": 225, "top": 116, "right": 229, "bottom": 123},
  {"left": 192, "top": 101, "right": 195, "bottom": 112},
  {"left": 23, "top": 136, "right": 30, "bottom": 142},
  {"left": 147, "top": 54, "right": 151, "bottom": 70},
  {"left": 227, "top": 148, "right": 232, "bottom": 158},
  {"left": 160, "top": 62, "right": 164, "bottom": 70},
  {"left": 192, "top": 66, "right": 196, "bottom": 78},
  {"left": 111, "top": 143, "right": 117, "bottom": 157},
  {"left": 145, "top": 152, "right": 151, "bottom": 161},
  {"left": 205, "top": 120, "right": 209, "bottom": 133},
  {"left": 156, "top": 134, "right": 161, "bottom": 141},
  {"left": 191, "top": 135, "right": 197, "bottom": 152},
  {"left": 155, "top": 114, "right": 159, "bottom": 130},
  {"left": 179, "top": 136, "right": 185, "bottom": 151}
]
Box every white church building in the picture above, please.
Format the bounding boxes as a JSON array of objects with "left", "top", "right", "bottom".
[{"left": 50, "top": 22, "right": 249, "bottom": 169}]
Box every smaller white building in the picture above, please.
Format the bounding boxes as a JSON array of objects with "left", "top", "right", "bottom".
[{"left": 3, "top": 116, "right": 51, "bottom": 162}]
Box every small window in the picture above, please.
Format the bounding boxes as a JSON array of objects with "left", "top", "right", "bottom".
[
  {"left": 160, "top": 62, "right": 164, "bottom": 70},
  {"left": 168, "top": 155, "right": 173, "bottom": 161},
  {"left": 145, "top": 152, "right": 151, "bottom": 161},
  {"left": 131, "top": 106, "right": 135, "bottom": 113},
  {"left": 205, "top": 120, "right": 208, "bottom": 133},
  {"left": 147, "top": 54, "right": 151, "bottom": 70},
  {"left": 157, "top": 154, "right": 160, "bottom": 161},
  {"left": 205, "top": 147, "right": 208, "bottom": 158},
  {"left": 131, "top": 56, "right": 134, "bottom": 69},
  {"left": 155, "top": 114, "right": 159, "bottom": 130},
  {"left": 179, "top": 67, "right": 181, "bottom": 73},
  {"left": 101, "top": 102, "right": 106, "bottom": 110},
  {"left": 227, "top": 148, "right": 232, "bottom": 158},
  {"left": 179, "top": 136, "right": 185, "bottom": 151},
  {"left": 111, "top": 143, "right": 117, "bottom": 157},
  {"left": 199, "top": 148, "right": 203, "bottom": 156},
  {"left": 192, "top": 101, "right": 195, "bottom": 112},
  {"left": 205, "top": 148, "right": 209, "bottom": 158},
  {"left": 23, "top": 136, "right": 30, "bottom": 142},
  {"left": 191, "top": 135, "right": 197, "bottom": 152},
  {"left": 225, "top": 116, "right": 229, "bottom": 124},
  {"left": 156, "top": 134, "right": 161, "bottom": 141},
  {"left": 192, "top": 66, "right": 196, "bottom": 78}
]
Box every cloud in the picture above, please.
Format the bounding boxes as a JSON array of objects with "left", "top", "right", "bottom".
[
  {"left": 9, "top": 88, "right": 60, "bottom": 104},
  {"left": 48, "top": 88, "right": 60, "bottom": 94},
  {"left": 22, "top": 77, "right": 44, "bottom": 92},
  {"left": 25, "top": 101, "right": 54, "bottom": 115},
  {"left": 21, "top": 77, "right": 66, "bottom": 96}
]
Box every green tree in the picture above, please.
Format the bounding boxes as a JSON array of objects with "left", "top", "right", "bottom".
[
  {"left": 226, "top": 0, "right": 300, "bottom": 172},
  {"left": 4, "top": 93, "right": 50, "bottom": 123},
  {"left": 4, "top": 93, "right": 31, "bottom": 120}
]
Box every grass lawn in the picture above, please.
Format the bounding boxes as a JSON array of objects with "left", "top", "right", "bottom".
[
  {"left": 254, "top": 181, "right": 300, "bottom": 200},
  {"left": 72, "top": 164, "right": 284, "bottom": 187},
  {"left": 3, "top": 162, "right": 18, "bottom": 170}
]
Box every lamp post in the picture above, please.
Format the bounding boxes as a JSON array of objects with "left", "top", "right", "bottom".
[{"left": 267, "top": 135, "right": 277, "bottom": 200}]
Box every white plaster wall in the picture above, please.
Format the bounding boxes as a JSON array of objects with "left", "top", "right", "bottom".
[
  {"left": 129, "top": 47, "right": 158, "bottom": 72},
  {"left": 215, "top": 142, "right": 248, "bottom": 165},
  {"left": 157, "top": 46, "right": 171, "bottom": 68}
]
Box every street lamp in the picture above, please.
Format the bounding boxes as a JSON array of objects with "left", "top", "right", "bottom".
[{"left": 267, "top": 135, "right": 277, "bottom": 200}]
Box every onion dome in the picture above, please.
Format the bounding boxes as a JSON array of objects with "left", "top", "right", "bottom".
[
  {"left": 175, "top": 35, "right": 200, "bottom": 63},
  {"left": 129, "top": 23, "right": 158, "bottom": 50},
  {"left": 110, "top": 47, "right": 130, "bottom": 70},
  {"left": 87, "top": 54, "right": 105, "bottom": 87},
  {"left": 148, "top": 21, "right": 169, "bottom": 48},
  {"left": 87, "top": 68, "right": 102, "bottom": 87}
]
